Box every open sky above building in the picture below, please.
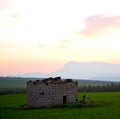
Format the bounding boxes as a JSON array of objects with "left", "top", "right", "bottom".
[{"left": 0, "top": 0, "right": 120, "bottom": 75}]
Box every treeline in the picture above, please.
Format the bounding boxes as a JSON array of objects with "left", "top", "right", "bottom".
[
  {"left": 0, "top": 88, "right": 26, "bottom": 95},
  {"left": 79, "top": 83, "right": 120, "bottom": 92}
]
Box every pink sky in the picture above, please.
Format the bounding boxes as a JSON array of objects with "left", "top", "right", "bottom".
[{"left": 0, "top": 0, "right": 120, "bottom": 75}]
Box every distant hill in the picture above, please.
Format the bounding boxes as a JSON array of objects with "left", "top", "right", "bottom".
[
  {"left": 7, "top": 61, "right": 120, "bottom": 82},
  {"left": 9, "top": 72, "right": 46, "bottom": 78},
  {"left": 46, "top": 61, "right": 120, "bottom": 81},
  {"left": 0, "top": 77, "right": 118, "bottom": 89},
  {"left": 89, "top": 73, "right": 120, "bottom": 81}
]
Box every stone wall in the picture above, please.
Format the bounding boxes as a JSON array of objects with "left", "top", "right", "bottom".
[{"left": 27, "top": 77, "right": 78, "bottom": 108}]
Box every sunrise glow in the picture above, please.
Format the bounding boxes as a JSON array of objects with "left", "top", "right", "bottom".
[{"left": 0, "top": 0, "right": 120, "bottom": 75}]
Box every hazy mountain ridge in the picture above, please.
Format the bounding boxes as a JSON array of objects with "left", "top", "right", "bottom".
[
  {"left": 7, "top": 61, "right": 120, "bottom": 81},
  {"left": 9, "top": 72, "right": 46, "bottom": 78}
]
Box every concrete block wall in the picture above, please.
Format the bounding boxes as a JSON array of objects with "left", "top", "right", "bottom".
[{"left": 27, "top": 77, "right": 78, "bottom": 108}]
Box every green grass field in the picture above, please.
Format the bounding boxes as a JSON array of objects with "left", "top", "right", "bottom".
[{"left": 0, "top": 92, "right": 120, "bottom": 119}]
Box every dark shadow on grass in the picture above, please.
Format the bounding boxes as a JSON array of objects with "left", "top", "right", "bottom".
[{"left": 17, "top": 100, "right": 112, "bottom": 110}]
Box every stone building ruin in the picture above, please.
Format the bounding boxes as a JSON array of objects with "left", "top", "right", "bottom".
[{"left": 27, "top": 77, "right": 78, "bottom": 108}]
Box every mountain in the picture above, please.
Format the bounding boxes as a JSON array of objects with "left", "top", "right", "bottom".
[
  {"left": 9, "top": 72, "right": 46, "bottom": 78},
  {"left": 46, "top": 61, "right": 120, "bottom": 81},
  {"left": 8, "top": 61, "right": 120, "bottom": 81},
  {"left": 91, "top": 73, "right": 120, "bottom": 81}
]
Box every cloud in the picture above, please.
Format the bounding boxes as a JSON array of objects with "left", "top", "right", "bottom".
[
  {"left": 11, "top": 12, "right": 21, "bottom": 18},
  {"left": 58, "top": 40, "right": 74, "bottom": 48},
  {"left": 0, "top": 40, "right": 30, "bottom": 49},
  {"left": 37, "top": 44, "right": 48, "bottom": 48},
  {"left": 0, "top": 40, "right": 15, "bottom": 48},
  {"left": 0, "top": 0, "right": 10, "bottom": 10},
  {"left": 80, "top": 15, "right": 120, "bottom": 37},
  {"left": 37, "top": 40, "right": 75, "bottom": 49}
]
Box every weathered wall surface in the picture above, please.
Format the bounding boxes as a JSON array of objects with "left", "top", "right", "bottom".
[{"left": 27, "top": 77, "right": 78, "bottom": 108}]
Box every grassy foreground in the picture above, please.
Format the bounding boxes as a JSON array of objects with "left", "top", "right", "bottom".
[{"left": 0, "top": 92, "right": 120, "bottom": 119}]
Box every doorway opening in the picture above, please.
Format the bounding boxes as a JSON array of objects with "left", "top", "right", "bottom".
[{"left": 63, "top": 96, "right": 67, "bottom": 104}]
